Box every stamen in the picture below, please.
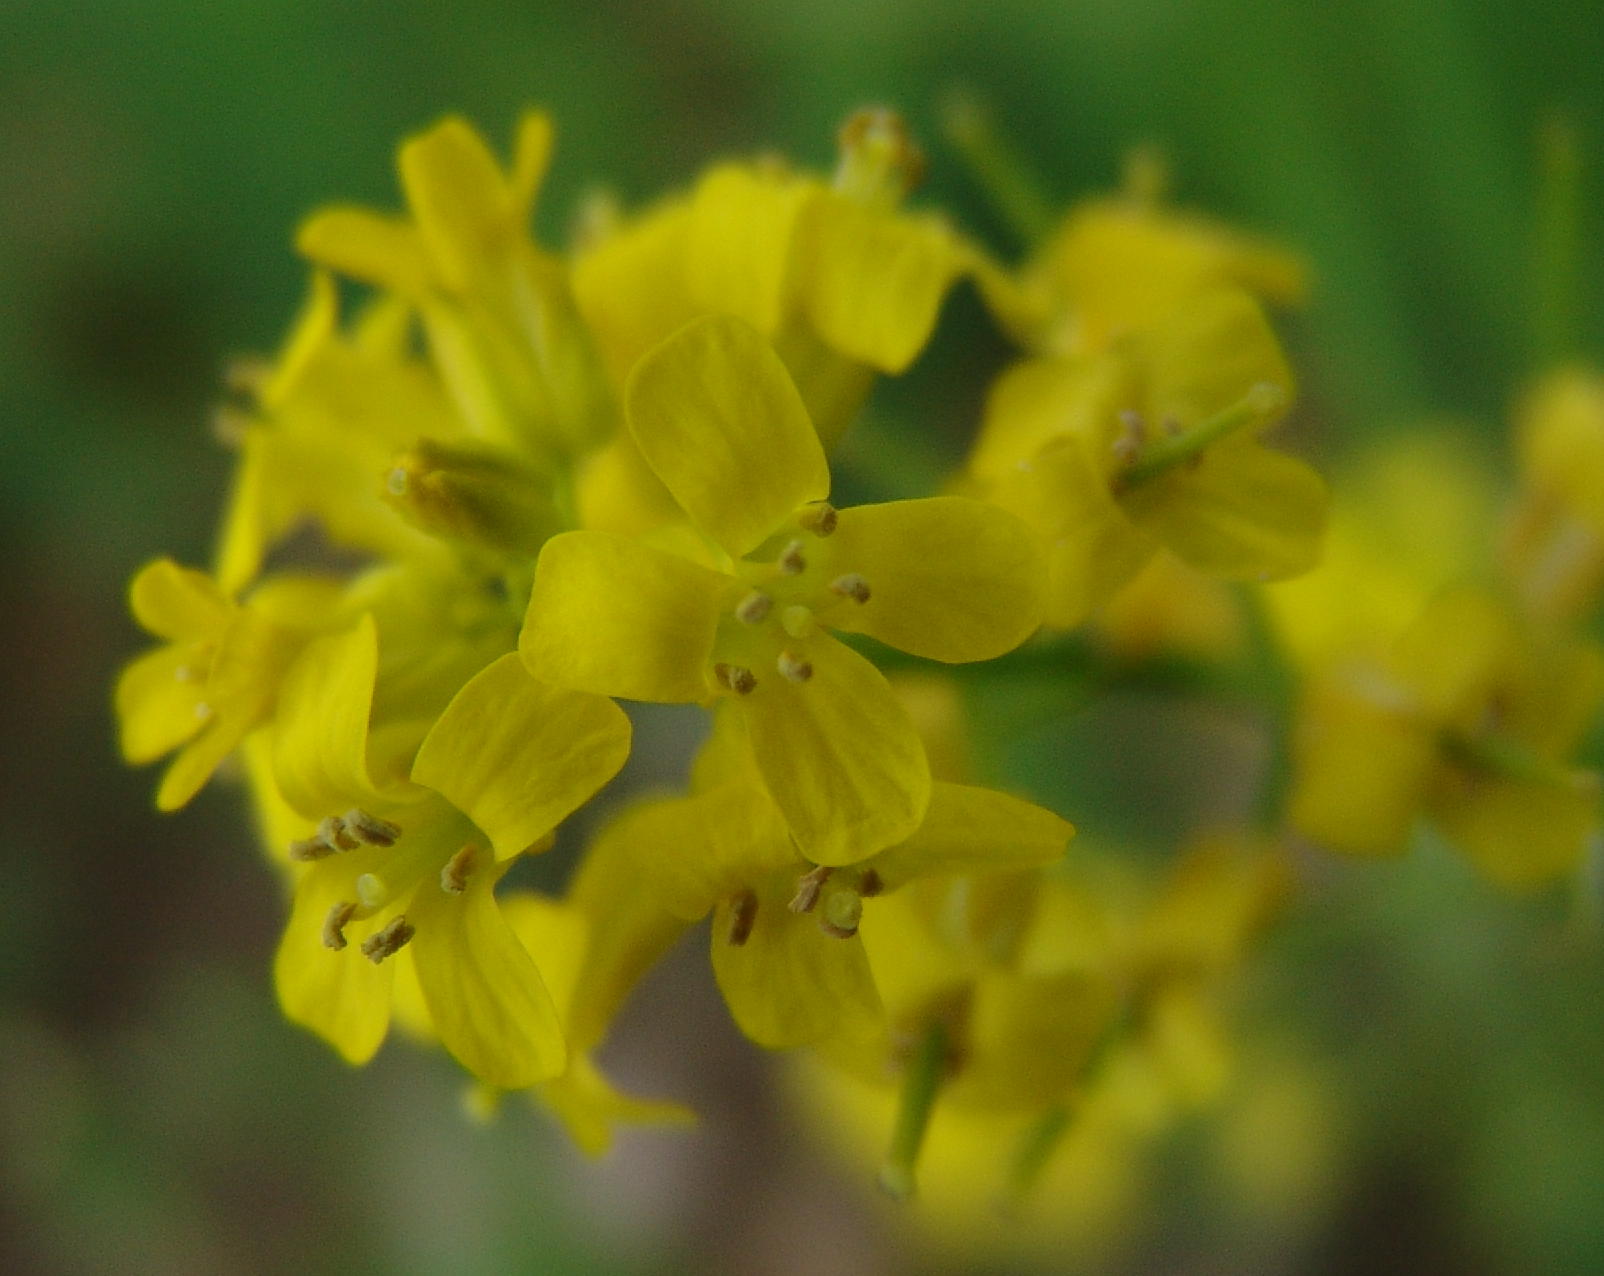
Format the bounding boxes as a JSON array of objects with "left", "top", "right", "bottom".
[
  {"left": 858, "top": 867, "right": 885, "bottom": 898},
  {"left": 778, "top": 539, "right": 807, "bottom": 576},
  {"left": 343, "top": 808, "right": 401, "bottom": 848},
  {"left": 322, "top": 901, "right": 357, "bottom": 951},
  {"left": 288, "top": 837, "right": 335, "bottom": 863},
  {"left": 192, "top": 702, "right": 213, "bottom": 722},
  {"left": 361, "top": 916, "right": 415, "bottom": 964},
  {"left": 798, "top": 501, "right": 838, "bottom": 536},
  {"left": 440, "top": 844, "right": 478, "bottom": 895},
  {"left": 781, "top": 605, "right": 816, "bottom": 639},
  {"left": 318, "top": 815, "right": 359, "bottom": 853},
  {"left": 714, "top": 662, "right": 758, "bottom": 696},
  {"left": 819, "top": 888, "right": 863, "bottom": 939},
  {"left": 355, "top": 872, "right": 388, "bottom": 911},
  {"left": 726, "top": 890, "right": 759, "bottom": 946},
  {"left": 778, "top": 650, "right": 814, "bottom": 684},
  {"left": 1112, "top": 410, "right": 1146, "bottom": 464},
  {"left": 789, "top": 865, "right": 834, "bottom": 914},
  {"left": 829, "top": 573, "right": 871, "bottom": 604},
  {"left": 735, "top": 590, "right": 774, "bottom": 625}
]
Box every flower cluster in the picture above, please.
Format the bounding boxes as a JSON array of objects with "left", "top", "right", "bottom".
[{"left": 116, "top": 104, "right": 1602, "bottom": 1236}]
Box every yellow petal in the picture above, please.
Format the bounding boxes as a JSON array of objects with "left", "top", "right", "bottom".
[
  {"left": 537, "top": 1054, "right": 695, "bottom": 1158},
  {"left": 710, "top": 889, "right": 882, "bottom": 1050},
  {"left": 988, "top": 437, "right": 1157, "bottom": 629},
  {"left": 295, "top": 206, "right": 433, "bottom": 296},
  {"left": 967, "top": 353, "right": 1135, "bottom": 484},
  {"left": 271, "top": 615, "right": 385, "bottom": 820},
  {"left": 412, "top": 654, "right": 632, "bottom": 859},
  {"left": 1123, "top": 440, "right": 1327, "bottom": 580},
  {"left": 398, "top": 115, "right": 519, "bottom": 290},
  {"left": 155, "top": 721, "right": 246, "bottom": 812},
  {"left": 869, "top": 783, "right": 1072, "bottom": 890},
  {"left": 115, "top": 645, "right": 206, "bottom": 764},
  {"left": 129, "top": 559, "right": 231, "bottom": 641},
  {"left": 685, "top": 163, "right": 815, "bottom": 335},
  {"left": 1434, "top": 775, "right": 1597, "bottom": 889},
  {"left": 409, "top": 860, "right": 567, "bottom": 1087},
  {"left": 740, "top": 633, "right": 931, "bottom": 865},
  {"left": 274, "top": 863, "right": 394, "bottom": 1065},
  {"left": 626, "top": 315, "right": 830, "bottom": 556},
  {"left": 509, "top": 110, "right": 554, "bottom": 217},
  {"left": 826, "top": 497, "right": 1045, "bottom": 662},
  {"left": 1140, "top": 289, "right": 1295, "bottom": 432},
  {"left": 521, "top": 530, "right": 726, "bottom": 703},
  {"left": 799, "top": 198, "right": 961, "bottom": 373}
]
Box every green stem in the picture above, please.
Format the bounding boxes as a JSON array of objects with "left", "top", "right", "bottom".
[
  {"left": 1234, "top": 583, "right": 1299, "bottom": 831},
  {"left": 878, "top": 1020, "right": 950, "bottom": 1201},
  {"left": 1117, "top": 383, "right": 1286, "bottom": 490},
  {"left": 1532, "top": 115, "right": 1583, "bottom": 368},
  {"left": 940, "top": 93, "right": 1056, "bottom": 248}
]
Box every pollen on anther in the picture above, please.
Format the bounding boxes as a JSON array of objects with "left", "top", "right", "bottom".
[
  {"left": 361, "top": 916, "right": 415, "bottom": 964},
  {"left": 344, "top": 808, "right": 401, "bottom": 847},
  {"left": 735, "top": 590, "right": 773, "bottom": 625},
  {"left": 1112, "top": 409, "right": 1146, "bottom": 464},
  {"left": 318, "top": 815, "right": 359, "bottom": 852},
  {"left": 829, "top": 573, "right": 871, "bottom": 604},
  {"left": 857, "top": 867, "right": 885, "bottom": 898},
  {"left": 714, "top": 662, "right": 758, "bottom": 695},
  {"left": 799, "top": 502, "right": 839, "bottom": 536},
  {"left": 289, "top": 836, "right": 335, "bottom": 863},
  {"left": 440, "top": 844, "right": 478, "bottom": 895},
  {"left": 778, "top": 539, "right": 807, "bottom": 576},
  {"left": 789, "top": 865, "right": 833, "bottom": 914},
  {"left": 778, "top": 650, "right": 814, "bottom": 684},
  {"left": 322, "top": 901, "right": 357, "bottom": 950},
  {"left": 727, "top": 890, "right": 759, "bottom": 946}
]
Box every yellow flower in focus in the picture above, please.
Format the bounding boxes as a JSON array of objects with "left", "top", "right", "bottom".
[
  {"left": 116, "top": 559, "right": 343, "bottom": 810},
  {"left": 521, "top": 315, "right": 1046, "bottom": 863},
  {"left": 967, "top": 288, "right": 1326, "bottom": 629},
  {"left": 1290, "top": 588, "right": 1604, "bottom": 884}
]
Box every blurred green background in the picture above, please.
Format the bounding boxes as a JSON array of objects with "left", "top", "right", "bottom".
[{"left": 4, "top": 1, "right": 1604, "bottom": 1271}]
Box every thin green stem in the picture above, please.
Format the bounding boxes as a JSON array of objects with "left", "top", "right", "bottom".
[
  {"left": 940, "top": 93, "right": 1056, "bottom": 248},
  {"left": 1532, "top": 115, "right": 1583, "bottom": 368},
  {"left": 878, "top": 1020, "right": 950, "bottom": 1202},
  {"left": 1117, "top": 383, "right": 1286, "bottom": 490},
  {"left": 1234, "top": 583, "right": 1299, "bottom": 831}
]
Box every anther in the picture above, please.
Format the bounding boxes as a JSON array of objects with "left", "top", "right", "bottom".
[
  {"left": 789, "top": 865, "right": 834, "bottom": 914},
  {"left": 343, "top": 808, "right": 401, "bottom": 848},
  {"left": 778, "top": 539, "right": 807, "bottom": 576},
  {"left": 289, "top": 837, "right": 335, "bottom": 863},
  {"left": 322, "top": 901, "right": 357, "bottom": 951},
  {"left": 735, "top": 590, "right": 774, "bottom": 625},
  {"left": 318, "top": 815, "right": 360, "bottom": 852},
  {"left": 829, "top": 573, "right": 872, "bottom": 604},
  {"left": 858, "top": 867, "right": 885, "bottom": 898},
  {"left": 361, "top": 916, "right": 415, "bottom": 964},
  {"left": 1112, "top": 410, "right": 1146, "bottom": 464},
  {"left": 799, "top": 502, "right": 839, "bottom": 536},
  {"left": 778, "top": 650, "right": 814, "bottom": 684},
  {"left": 819, "top": 889, "right": 863, "bottom": 939},
  {"left": 714, "top": 662, "right": 758, "bottom": 696},
  {"left": 440, "top": 844, "right": 478, "bottom": 895},
  {"left": 727, "top": 890, "right": 759, "bottom": 946}
]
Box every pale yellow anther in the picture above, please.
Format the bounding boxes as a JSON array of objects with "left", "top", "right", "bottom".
[
  {"left": 781, "top": 604, "right": 817, "bottom": 639},
  {"left": 778, "top": 539, "right": 807, "bottom": 576},
  {"left": 829, "top": 573, "right": 871, "bottom": 604},
  {"left": 819, "top": 888, "right": 863, "bottom": 939},
  {"left": 355, "top": 872, "right": 388, "bottom": 911},
  {"left": 799, "top": 502, "right": 839, "bottom": 537},
  {"left": 318, "top": 814, "right": 359, "bottom": 853},
  {"left": 361, "top": 915, "right": 415, "bottom": 964},
  {"left": 789, "top": 865, "right": 834, "bottom": 914},
  {"left": 343, "top": 808, "right": 401, "bottom": 848},
  {"left": 727, "top": 890, "right": 759, "bottom": 946},
  {"left": 714, "top": 662, "right": 758, "bottom": 696},
  {"left": 440, "top": 844, "right": 478, "bottom": 895},
  {"left": 322, "top": 901, "right": 357, "bottom": 951},
  {"left": 735, "top": 590, "right": 774, "bottom": 625},
  {"left": 778, "top": 650, "right": 814, "bottom": 684}
]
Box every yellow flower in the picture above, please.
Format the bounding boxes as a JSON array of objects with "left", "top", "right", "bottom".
[
  {"left": 267, "top": 616, "right": 632, "bottom": 1086},
  {"left": 298, "top": 112, "right": 614, "bottom": 465},
  {"left": 521, "top": 315, "right": 1046, "bottom": 862},
  {"left": 115, "top": 559, "right": 343, "bottom": 810},
  {"left": 1290, "top": 589, "right": 1604, "bottom": 885},
  {"left": 1501, "top": 366, "right": 1604, "bottom": 622},
  {"left": 967, "top": 288, "right": 1326, "bottom": 628}
]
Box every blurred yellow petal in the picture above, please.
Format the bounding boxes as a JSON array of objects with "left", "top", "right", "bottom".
[
  {"left": 271, "top": 615, "right": 385, "bottom": 820},
  {"left": 537, "top": 1054, "right": 695, "bottom": 1157},
  {"left": 1434, "top": 774, "right": 1598, "bottom": 889},
  {"left": 869, "top": 783, "right": 1073, "bottom": 891},
  {"left": 1140, "top": 290, "right": 1295, "bottom": 432},
  {"left": 520, "top": 530, "right": 726, "bottom": 702},
  {"left": 129, "top": 559, "right": 232, "bottom": 641},
  {"left": 413, "top": 654, "right": 631, "bottom": 860},
  {"left": 509, "top": 110, "right": 554, "bottom": 216},
  {"left": 398, "top": 115, "right": 519, "bottom": 290},
  {"left": 826, "top": 497, "right": 1045, "bottom": 661},
  {"left": 626, "top": 315, "right": 830, "bottom": 556},
  {"left": 685, "top": 163, "right": 815, "bottom": 336},
  {"left": 115, "top": 645, "right": 206, "bottom": 764},
  {"left": 740, "top": 633, "right": 930, "bottom": 865},
  {"left": 296, "top": 206, "right": 433, "bottom": 295},
  {"left": 409, "top": 861, "right": 567, "bottom": 1087}
]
